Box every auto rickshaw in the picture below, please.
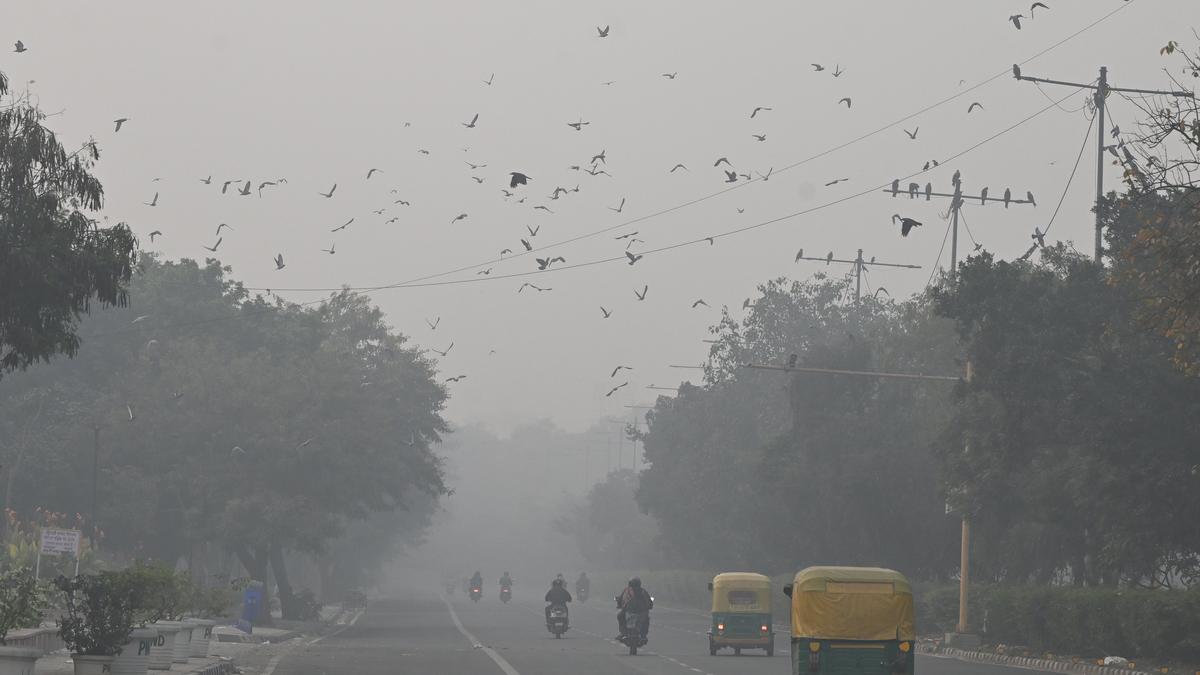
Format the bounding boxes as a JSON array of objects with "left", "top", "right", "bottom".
[
  {"left": 707, "top": 572, "right": 774, "bottom": 656},
  {"left": 783, "top": 566, "right": 915, "bottom": 674}
]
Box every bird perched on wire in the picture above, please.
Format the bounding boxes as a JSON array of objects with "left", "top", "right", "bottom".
[{"left": 892, "top": 214, "right": 923, "bottom": 237}]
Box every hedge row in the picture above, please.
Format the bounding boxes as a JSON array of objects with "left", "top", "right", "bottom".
[{"left": 920, "top": 585, "right": 1200, "bottom": 659}]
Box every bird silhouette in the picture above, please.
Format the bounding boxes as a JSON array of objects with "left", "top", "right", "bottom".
[
  {"left": 395, "top": 199, "right": 411, "bottom": 206},
  {"left": 113, "top": 118, "right": 129, "bottom": 133},
  {"left": 967, "top": 102, "right": 984, "bottom": 113},
  {"left": 366, "top": 168, "right": 382, "bottom": 179},
  {"left": 615, "top": 231, "right": 639, "bottom": 240},
  {"left": 200, "top": 176, "right": 212, "bottom": 185},
  {"left": 838, "top": 97, "right": 852, "bottom": 108},
  {"left": 750, "top": 106, "right": 772, "bottom": 118},
  {"left": 591, "top": 149, "right": 607, "bottom": 165},
  {"left": 826, "top": 252, "right": 834, "bottom": 265},
  {"left": 216, "top": 223, "right": 232, "bottom": 236},
  {"left": 472, "top": 176, "right": 484, "bottom": 184},
  {"left": 597, "top": 25, "right": 610, "bottom": 37},
  {"left": 483, "top": 73, "right": 494, "bottom": 85},
  {"left": 832, "top": 64, "right": 845, "bottom": 77},
  {"left": 795, "top": 248, "right": 805, "bottom": 262},
  {"left": 533, "top": 205, "right": 554, "bottom": 213},
  {"left": 1009, "top": 14, "right": 1024, "bottom": 29},
  {"left": 445, "top": 375, "right": 467, "bottom": 383},
  {"left": 13, "top": 41, "right": 27, "bottom": 53},
  {"left": 904, "top": 127, "right": 919, "bottom": 140},
  {"left": 811, "top": 63, "right": 825, "bottom": 71},
  {"left": 521, "top": 239, "right": 533, "bottom": 251},
  {"left": 662, "top": 72, "right": 677, "bottom": 79},
  {"left": 611, "top": 365, "right": 632, "bottom": 378},
  {"left": 426, "top": 317, "right": 441, "bottom": 330},
  {"left": 724, "top": 170, "right": 738, "bottom": 183},
  {"left": 605, "top": 382, "right": 629, "bottom": 397},
  {"left": 1030, "top": 2, "right": 1049, "bottom": 16},
  {"left": 236, "top": 180, "right": 252, "bottom": 196},
  {"left": 451, "top": 213, "right": 468, "bottom": 224},
  {"left": 477, "top": 268, "right": 492, "bottom": 275},
  {"left": 980, "top": 187, "right": 989, "bottom": 204},
  {"left": 332, "top": 218, "right": 354, "bottom": 232},
  {"left": 567, "top": 118, "right": 590, "bottom": 131},
  {"left": 465, "top": 161, "right": 487, "bottom": 170},
  {"left": 1003, "top": 188, "right": 1012, "bottom": 208},
  {"left": 273, "top": 253, "right": 286, "bottom": 270},
  {"left": 221, "top": 180, "right": 238, "bottom": 194},
  {"left": 203, "top": 238, "right": 222, "bottom": 253},
  {"left": 527, "top": 225, "right": 540, "bottom": 237},
  {"left": 319, "top": 184, "right": 337, "bottom": 198},
  {"left": 144, "top": 192, "right": 158, "bottom": 207},
  {"left": 463, "top": 113, "right": 479, "bottom": 128},
  {"left": 608, "top": 197, "right": 626, "bottom": 213},
  {"left": 634, "top": 285, "right": 648, "bottom": 301},
  {"left": 692, "top": 299, "right": 709, "bottom": 308},
  {"left": 600, "top": 306, "right": 612, "bottom": 318},
  {"left": 756, "top": 168, "right": 773, "bottom": 181},
  {"left": 509, "top": 172, "right": 530, "bottom": 188},
  {"left": 321, "top": 243, "right": 336, "bottom": 255},
  {"left": 432, "top": 342, "right": 455, "bottom": 357},
  {"left": 892, "top": 214, "right": 923, "bottom": 236},
  {"left": 825, "top": 178, "right": 849, "bottom": 186},
  {"left": 713, "top": 157, "right": 731, "bottom": 168},
  {"left": 752, "top": 134, "right": 767, "bottom": 142},
  {"left": 1013, "top": 64, "right": 1022, "bottom": 80},
  {"left": 625, "top": 251, "right": 643, "bottom": 266},
  {"left": 1026, "top": 191, "right": 1037, "bottom": 206},
  {"left": 1032, "top": 227, "right": 1046, "bottom": 247},
  {"left": 149, "top": 231, "right": 162, "bottom": 242}
]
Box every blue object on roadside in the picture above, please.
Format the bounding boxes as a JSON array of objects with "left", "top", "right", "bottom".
[{"left": 238, "top": 581, "right": 264, "bottom": 634}]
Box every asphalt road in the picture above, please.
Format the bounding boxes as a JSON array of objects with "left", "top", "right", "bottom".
[{"left": 269, "top": 589, "right": 1057, "bottom": 675}]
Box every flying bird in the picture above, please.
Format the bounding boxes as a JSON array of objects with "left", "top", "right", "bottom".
[
  {"left": 662, "top": 72, "right": 677, "bottom": 79},
  {"left": 13, "top": 41, "right": 27, "bottom": 53},
  {"left": 591, "top": 149, "right": 607, "bottom": 165},
  {"left": 203, "top": 238, "right": 223, "bottom": 253},
  {"left": 752, "top": 134, "right": 767, "bottom": 142},
  {"left": 149, "top": 230, "right": 162, "bottom": 242},
  {"left": 567, "top": 118, "right": 590, "bottom": 131},
  {"left": 465, "top": 161, "right": 487, "bottom": 170},
  {"left": 257, "top": 180, "right": 277, "bottom": 197},
  {"left": 611, "top": 365, "right": 632, "bottom": 378},
  {"left": 634, "top": 285, "right": 648, "bottom": 301},
  {"left": 724, "top": 170, "right": 738, "bottom": 183},
  {"left": 1013, "top": 64, "right": 1022, "bottom": 80},
  {"left": 756, "top": 168, "right": 773, "bottom": 181},
  {"left": 395, "top": 199, "right": 410, "bottom": 206},
  {"left": 811, "top": 63, "right": 825, "bottom": 71},
  {"left": 509, "top": 172, "right": 530, "bottom": 188},
  {"left": 237, "top": 180, "right": 252, "bottom": 196},
  {"left": 626, "top": 251, "right": 643, "bottom": 266},
  {"left": 533, "top": 205, "right": 554, "bottom": 213},
  {"left": 519, "top": 238, "right": 533, "bottom": 251},
  {"left": 600, "top": 306, "right": 612, "bottom": 318},
  {"left": 605, "top": 382, "right": 629, "bottom": 398},
  {"left": 332, "top": 218, "right": 354, "bottom": 232},
  {"left": 319, "top": 184, "right": 337, "bottom": 198},
  {"left": 417, "top": 149, "right": 430, "bottom": 155},
  {"left": 432, "top": 342, "right": 455, "bottom": 357},
  {"left": 483, "top": 73, "right": 494, "bottom": 85},
  {"left": 273, "top": 253, "right": 285, "bottom": 270},
  {"left": 832, "top": 64, "right": 845, "bottom": 77},
  {"left": 200, "top": 176, "right": 212, "bottom": 185},
  {"left": 892, "top": 214, "right": 923, "bottom": 236},
  {"left": 597, "top": 25, "right": 610, "bottom": 37},
  {"left": 221, "top": 180, "right": 238, "bottom": 194},
  {"left": 144, "top": 192, "right": 158, "bottom": 207},
  {"left": 713, "top": 157, "right": 731, "bottom": 167},
  {"left": 215, "top": 223, "right": 232, "bottom": 236},
  {"left": 366, "top": 168, "right": 382, "bottom": 179},
  {"left": 526, "top": 225, "right": 540, "bottom": 237},
  {"left": 608, "top": 197, "right": 626, "bottom": 213},
  {"left": 967, "top": 102, "right": 984, "bottom": 113},
  {"left": 1009, "top": 14, "right": 1024, "bottom": 29},
  {"left": 445, "top": 375, "right": 467, "bottom": 383},
  {"left": 113, "top": 118, "right": 130, "bottom": 133},
  {"left": 825, "top": 178, "right": 849, "bottom": 186},
  {"left": 904, "top": 127, "right": 919, "bottom": 140},
  {"left": 615, "top": 231, "right": 639, "bottom": 240},
  {"left": 1030, "top": 2, "right": 1049, "bottom": 16},
  {"left": 750, "top": 106, "right": 772, "bottom": 118},
  {"left": 426, "top": 317, "right": 441, "bottom": 330},
  {"left": 692, "top": 299, "right": 709, "bottom": 308},
  {"left": 321, "top": 243, "right": 336, "bottom": 255},
  {"left": 477, "top": 268, "right": 492, "bottom": 275},
  {"left": 450, "top": 213, "right": 468, "bottom": 224},
  {"left": 462, "top": 113, "right": 479, "bottom": 128},
  {"left": 838, "top": 97, "right": 852, "bottom": 108}
]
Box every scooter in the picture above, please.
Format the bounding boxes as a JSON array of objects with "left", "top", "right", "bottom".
[
  {"left": 469, "top": 586, "right": 482, "bottom": 603},
  {"left": 576, "top": 585, "right": 589, "bottom": 603},
  {"left": 619, "top": 611, "right": 647, "bottom": 655},
  {"left": 500, "top": 585, "right": 512, "bottom": 603},
  {"left": 546, "top": 604, "right": 569, "bottom": 638}
]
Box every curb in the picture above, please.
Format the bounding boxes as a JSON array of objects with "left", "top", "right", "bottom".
[
  {"left": 927, "top": 646, "right": 1151, "bottom": 675},
  {"left": 193, "top": 662, "right": 238, "bottom": 675}
]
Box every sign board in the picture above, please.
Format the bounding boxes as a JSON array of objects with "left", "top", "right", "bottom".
[{"left": 39, "top": 528, "right": 82, "bottom": 556}]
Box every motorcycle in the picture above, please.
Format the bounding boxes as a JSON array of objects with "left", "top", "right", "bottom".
[
  {"left": 469, "top": 586, "right": 482, "bottom": 603},
  {"left": 500, "top": 585, "right": 512, "bottom": 603},
  {"left": 576, "top": 585, "right": 589, "bottom": 603},
  {"left": 546, "top": 604, "right": 569, "bottom": 638},
  {"left": 619, "top": 611, "right": 648, "bottom": 655}
]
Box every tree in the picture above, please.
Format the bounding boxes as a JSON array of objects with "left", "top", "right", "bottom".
[{"left": 0, "top": 71, "right": 138, "bottom": 376}]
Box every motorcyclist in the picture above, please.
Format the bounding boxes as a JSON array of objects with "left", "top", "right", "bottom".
[
  {"left": 470, "top": 571, "right": 483, "bottom": 591},
  {"left": 616, "top": 577, "right": 653, "bottom": 641},
  {"left": 500, "top": 572, "right": 513, "bottom": 588},
  {"left": 576, "top": 571, "right": 590, "bottom": 595},
  {"left": 544, "top": 577, "right": 572, "bottom": 622}
]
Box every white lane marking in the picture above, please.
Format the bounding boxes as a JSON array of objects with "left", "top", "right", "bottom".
[
  {"left": 442, "top": 595, "right": 523, "bottom": 675},
  {"left": 261, "top": 608, "right": 365, "bottom": 675}
]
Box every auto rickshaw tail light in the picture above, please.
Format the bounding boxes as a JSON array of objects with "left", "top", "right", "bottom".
[
  {"left": 761, "top": 624, "right": 769, "bottom": 632},
  {"left": 808, "top": 641, "right": 821, "bottom": 652},
  {"left": 716, "top": 623, "right": 725, "bottom": 632},
  {"left": 899, "top": 641, "right": 911, "bottom": 653}
]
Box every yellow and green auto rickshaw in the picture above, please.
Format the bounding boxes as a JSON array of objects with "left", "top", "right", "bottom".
[
  {"left": 783, "top": 566, "right": 915, "bottom": 674},
  {"left": 707, "top": 572, "right": 774, "bottom": 656}
]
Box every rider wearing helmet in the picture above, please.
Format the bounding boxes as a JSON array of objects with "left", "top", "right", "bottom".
[
  {"left": 545, "top": 577, "right": 573, "bottom": 621},
  {"left": 616, "top": 577, "right": 653, "bottom": 640}
]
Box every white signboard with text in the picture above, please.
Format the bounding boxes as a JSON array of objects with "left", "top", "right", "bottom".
[{"left": 39, "top": 528, "right": 82, "bottom": 556}]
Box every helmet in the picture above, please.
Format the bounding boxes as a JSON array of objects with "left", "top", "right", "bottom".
[
  {"left": 629, "top": 577, "right": 642, "bottom": 588},
  {"left": 553, "top": 578, "right": 563, "bottom": 587}
]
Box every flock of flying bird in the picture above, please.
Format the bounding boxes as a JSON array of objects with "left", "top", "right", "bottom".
[{"left": 10, "top": 2, "right": 1076, "bottom": 403}]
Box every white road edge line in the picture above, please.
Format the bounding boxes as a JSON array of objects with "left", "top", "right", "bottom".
[{"left": 442, "top": 595, "right": 524, "bottom": 675}]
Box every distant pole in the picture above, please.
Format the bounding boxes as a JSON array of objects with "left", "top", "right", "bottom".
[
  {"left": 949, "top": 186, "right": 962, "bottom": 285},
  {"left": 1094, "top": 66, "right": 1107, "bottom": 261},
  {"left": 90, "top": 426, "right": 100, "bottom": 548},
  {"left": 1013, "top": 64, "right": 1193, "bottom": 262},
  {"left": 956, "top": 359, "right": 974, "bottom": 635},
  {"left": 854, "top": 249, "right": 863, "bottom": 303}
]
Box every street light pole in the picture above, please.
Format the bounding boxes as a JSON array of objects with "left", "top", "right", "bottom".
[{"left": 90, "top": 426, "right": 100, "bottom": 548}]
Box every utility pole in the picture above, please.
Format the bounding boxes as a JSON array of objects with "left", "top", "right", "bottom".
[
  {"left": 1013, "top": 64, "right": 1194, "bottom": 262},
  {"left": 90, "top": 426, "right": 100, "bottom": 549},
  {"left": 885, "top": 173, "right": 1034, "bottom": 283},
  {"left": 794, "top": 249, "right": 921, "bottom": 302}
]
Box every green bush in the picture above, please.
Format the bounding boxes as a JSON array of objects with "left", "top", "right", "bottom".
[
  {"left": 55, "top": 572, "right": 137, "bottom": 656},
  {"left": 0, "top": 567, "right": 47, "bottom": 644},
  {"left": 918, "top": 584, "right": 1200, "bottom": 659}
]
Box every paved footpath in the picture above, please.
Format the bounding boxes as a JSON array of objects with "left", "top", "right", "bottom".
[{"left": 263, "top": 588, "right": 1059, "bottom": 675}]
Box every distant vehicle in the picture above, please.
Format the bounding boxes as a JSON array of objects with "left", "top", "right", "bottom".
[
  {"left": 469, "top": 585, "right": 483, "bottom": 603},
  {"left": 546, "top": 604, "right": 569, "bottom": 638},
  {"left": 708, "top": 572, "right": 773, "bottom": 656},
  {"left": 576, "top": 585, "right": 588, "bottom": 603},
  {"left": 619, "top": 610, "right": 647, "bottom": 655},
  {"left": 783, "top": 566, "right": 915, "bottom": 674},
  {"left": 500, "top": 585, "right": 512, "bottom": 603},
  {"left": 343, "top": 589, "right": 368, "bottom": 610}
]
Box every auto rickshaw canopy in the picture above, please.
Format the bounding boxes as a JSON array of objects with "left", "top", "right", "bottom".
[
  {"left": 789, "top": 566, "right": 915, "bottom": 641},
  {"left": 710, "top": 572, "right": 772, "bottom": 613}
]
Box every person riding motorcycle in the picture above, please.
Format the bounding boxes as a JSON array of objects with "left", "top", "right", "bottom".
[
  {"left": 470, "top": 571, "right": 483, "bottom": 591},
  {"left": 575, "top": 571, "right": 590, "bottom": 595},
  {"left": 616, "top": 577, "right": 653, "bottom": 640},
  {"left": 500, "top": 572, "right": 513, "bottom": 588},
  {"left": 544, "top": 578, "right": 572, "bottom": 622}
]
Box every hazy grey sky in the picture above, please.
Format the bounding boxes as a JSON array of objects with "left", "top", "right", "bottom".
[{"left": 4, "top": 1, "right": 1188, "bottom": 432}]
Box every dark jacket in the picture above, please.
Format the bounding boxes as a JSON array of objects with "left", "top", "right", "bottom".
[
  {"left": 618, "top": 586, "right": 652, "bottom": 613},
  {"left": 545, "top": 586, "right": 572, "bottom": 605}
]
